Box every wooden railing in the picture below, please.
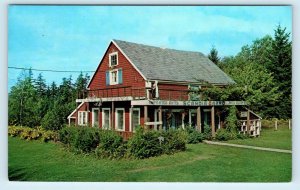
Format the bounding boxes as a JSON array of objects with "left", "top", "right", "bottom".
[{"left": 78, "top": 86, "right": 192, "bottom": 101}]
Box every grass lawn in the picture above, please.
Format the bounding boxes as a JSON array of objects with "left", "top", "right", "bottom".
[
  {"left": 8, "top": 137, "right": 291, "bottom": 182},
  {"left": 226, "top": 126, "right": 292, "bottom": 150}
]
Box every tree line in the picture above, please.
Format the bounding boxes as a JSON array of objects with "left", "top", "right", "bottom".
[
  {"left": 8, "top": 70, "right": 90, "bottom": 130},
  {"left": 8, "top": 25, "right": 291, "bottom": 130},
  {"left": 207, "top": 25, "right": 292, "bottom": 119}
]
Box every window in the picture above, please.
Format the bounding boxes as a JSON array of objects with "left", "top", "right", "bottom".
[
  {"left": 106, "top": 69, "right": 123, "bottom": 86},
  {"left": 115, "top": 108, "right": 125, "bottom": 131},
  {"left": 78, "top": 111, "right": 88, "bottom": 125},
  {"left": 109, "top": 52, "right": 118, "bottom": 67},
  {"left": 130, "top": 108, "right": 140, "bottom": 132},
  {"left": 92, "top": 108, "right": 99, "bottom": 127},
  {"left": 111, "top": 70, "right": 118, "bottom": 84},
  {"left": 102, "top": 108, "right": 111, "bottom": 129}
]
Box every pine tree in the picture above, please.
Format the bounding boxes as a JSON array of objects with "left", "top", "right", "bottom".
[
  {"left": 208, "top": 46, "right": 220, "bottom": 64},
  {"left": 267, "top": 25, "right": 292, "bottom": 118}
]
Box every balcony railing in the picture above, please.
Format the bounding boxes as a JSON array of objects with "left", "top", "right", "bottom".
[{"left": 77, "top": 86, "right": 191, "bottom": 101}]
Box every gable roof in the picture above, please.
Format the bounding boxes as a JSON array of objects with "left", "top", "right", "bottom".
[{"left": 113, "top": 39, "right": 235, "bottom": 85}]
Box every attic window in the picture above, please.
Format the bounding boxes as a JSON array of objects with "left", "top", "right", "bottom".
[{"left": 109, "top": 52, "right": 118, "bottom": 67}]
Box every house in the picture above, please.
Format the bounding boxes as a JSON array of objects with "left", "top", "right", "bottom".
[{"left": 68, "top": 39, "right": 261, "bottom": 139}]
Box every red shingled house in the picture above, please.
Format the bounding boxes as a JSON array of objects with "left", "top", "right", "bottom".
[{"left": 68, "top": 39, "right": 261, "bottom": 139}]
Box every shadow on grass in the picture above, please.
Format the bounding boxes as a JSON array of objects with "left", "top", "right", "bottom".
[{"left": 8, "top": 166, "right": 27, "bottom": 181}]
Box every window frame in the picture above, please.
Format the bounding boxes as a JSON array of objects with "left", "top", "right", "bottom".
[
  {"left": 78, "top": 111, "right": 88, "bottom": 126},
  {"left": 92, "top": 108, "right": 100, "bottom": 127},
  {"left": 109, "top": 52, "right": 118, "bottom": 67},
  {"left": 115, "top": 108, "right": 125, "bottom": 131},
  {"left": 102, "top": 108, "right": 111, "bottom": 130},
  {"left": 130, "top": 108, "right": 140, "bottom": 132},
  {"left": 110, "top": 69, "right": 118, "bottom": 85}
]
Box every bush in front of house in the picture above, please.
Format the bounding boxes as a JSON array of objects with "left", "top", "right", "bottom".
[
  {"left": 215, "top": 128, "right": 232, "bottom": 141},
  {"left": 95, "top": 130, "right": 125, "bottom": 159},
  {"left": 59, "top": 126, "right": 101, "bottom": 153},
  {"left": 8, "top": 126, "right": 58, "bottom": 142},
  {"left": 127, "top": 128, "right": 187, "bottom": 159},
  {"left": 161, "top": 129, "right": 187, "bottom": 154},
  {"left": 127, "top": 128, "right": 163, "bottom": 159},
  {"left": 185, "top": 126, "right": 204, "bottom": 144}
]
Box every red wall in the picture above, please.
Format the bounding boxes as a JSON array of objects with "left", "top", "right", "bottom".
[
  {"left": 158, "top": 83, "right": 189, "bottom": 100},
  {"left": 88, "top": 43, "right": 145, "bottom": 93}
]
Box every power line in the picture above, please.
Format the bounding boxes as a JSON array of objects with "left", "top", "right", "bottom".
[{"left": 8, "top": 66, "right": 95, "bottom": 73}]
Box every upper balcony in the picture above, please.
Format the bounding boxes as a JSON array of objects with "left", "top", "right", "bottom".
[{"left": 77, "top": 86, "right": 193, "bottom": 101}]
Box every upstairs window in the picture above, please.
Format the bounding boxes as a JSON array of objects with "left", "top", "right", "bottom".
[
  {"left": 111, "top": 70, "right": 118, "bottom": 85},
  {"left": 106, "top": 69, "right": 123, "bottom": 86},
  {"left": 109, "top": 52, "right": 118, "bottom": 67}
]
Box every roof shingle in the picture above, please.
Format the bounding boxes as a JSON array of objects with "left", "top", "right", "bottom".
[{"left": 113, "top": 39, "right": 235, "bottom": 85}]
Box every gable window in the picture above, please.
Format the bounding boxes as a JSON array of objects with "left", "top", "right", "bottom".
[
  {"left": 130, "top": 108, "right": 140, "bottom": 132},
  {"left": 102, "top": 108, "right": 111, "bottom": 129},
  {"left": 109, "top": 52, "right": 118, "bottom": 67},
  {"left": 106, "top": 69, "right": 123, "bottom": 86},
  {"left": 111, "top": 70, "right": 118, "bottom": 85},
  {"left": 115, "top": 108, "right": 125, "bottom": 131},
  {"left": 78, "top": 111, "right": 88, "bottom": 125}
]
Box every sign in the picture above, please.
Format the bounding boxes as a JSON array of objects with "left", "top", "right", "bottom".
[
  {"left": 131, "top": 100, "right": 247, "bottom": 106},
  {"left": 240, "top": 111, "right": 248, "bottom": 118}
]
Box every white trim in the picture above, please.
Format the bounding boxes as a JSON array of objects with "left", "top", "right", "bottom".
[
  {"left": 112, "top": 40, "right": 147, "bottom": 80},
  {"left": 109, "top": 68, "right": 119, "bottom": 85},
  {"left": 78, "top": 111, "right": 88, "bottom": 126},
  {"left": 67, "top": 102, "right": 85, "bottom": 119},
  {"left": 102, "top": 108, "right": 111, "bottom": 130},
  {"left": 92, "top": 108, "right": 100, "bottom": 127},
  {"left": 115, "top": 108, "right": 125, "bottom": 131},
  {"left": 109, "top": 52, "right": 118, "bottom": 67},
  {"left": 154, "top": 109, "right": 158, "bottom": 130},
  {"left": 130, "top": 108, "right": 140, "bottom": 132}
]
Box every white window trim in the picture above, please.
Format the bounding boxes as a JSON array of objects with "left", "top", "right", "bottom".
[
  {"left": 102, "top": 108, "right": 111, "bottom": 130},
  {"left": 109, "top": 52, "right": 118, "bottom": 67},
  {"left": 92, "top": 108, "right": 100, "bottom": 127},
  {"left": 109, "top": 69, "right": 119, "bottom": 85},
  {"left": 78, "top": 111, "right": 88, "bottom": 126},
  {"left": 115, "top": 108, "right": 125, "bottom": 131},
  {"left": 130, "top": 108, "right": 140, "bottom": 132}
]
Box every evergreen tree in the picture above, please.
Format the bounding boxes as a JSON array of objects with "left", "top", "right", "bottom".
[
  {"left": 267, "top": 25, "right": 292, "bottom": 118},
  {"left": 208, "top": 46, "right": 220, "bottom": 64},
  {"left": 35, "top": 73, "right": 47, "bottom": 96}
]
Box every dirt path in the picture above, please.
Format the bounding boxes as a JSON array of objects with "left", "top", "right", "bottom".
[{"left": 203, "top": 140, "right": 292, "bottom": 154}]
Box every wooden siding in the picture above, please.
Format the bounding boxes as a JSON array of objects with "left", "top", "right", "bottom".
[
  {"left": 88, "top": 43, "right": 145, "bottom": 92},
  {"left": 158, "top": 83, "right": 189, "bottom": 101}
]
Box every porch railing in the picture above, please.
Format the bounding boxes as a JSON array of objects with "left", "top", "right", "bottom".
[{"left": 78, "top": 86, "right": 191, "bottom": 101}]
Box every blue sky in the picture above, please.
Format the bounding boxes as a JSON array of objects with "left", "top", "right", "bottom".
[{"left": 8, "top": 5, "right": 292, "bottom": 90}]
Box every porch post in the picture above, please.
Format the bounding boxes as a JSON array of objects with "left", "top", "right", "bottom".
[
  {"left": 144, "top": 105, "right": 148, "bottom": 125},
  {"left": 247, "top": 109, "right": 250, "bottom": 134},
  {"left": 197, "top": 106, "right": 201, "bottom": 132},
  {"left": 112, "top": 101, "right": 115, "bottom": 130},
  {"left": 211, "top": 106, "right": 216, "bottom": 138},
  {"left": 158, "top": 106, "right": 163, "bottom": 131},
  {"left": 130, "top": 105, "right": 134, "bottom": 132}
]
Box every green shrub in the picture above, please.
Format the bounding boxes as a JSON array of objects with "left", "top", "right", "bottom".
[
  {"left": 128, "top": 128, "right": 187, "bottom": 159},
  {"left": 215, "top": 128, "right": 231, "bottom": 141},
  {"left": 95, "top": 130, "right": 125, "bottom": 159},
  {"left": 162, "top": 129, "right": 187, "bottom": 154},
  {"left": 74, "top": 127, "right": 101, "bottom": 153},
  {"left": 203, "top": 124, "right": 212, "bottom": 140},
  {"left": 128, "top": 129, "right": 163, "bottom": 159},
  {"left": 185, "top": 126, "right": 204, "bottom": 144},
  {"left": 41, "top": 130, "right": 59, "bottom": 142},
  {"left": 19, "top": 127, "right": 42, "bottom": 140},
  {"left": 58, "top": 126, "right": 79, "bottom": 145},
  {"left": 59, "top": 126, "right": 101, "bottom": 153},
  {"left": 8, "top": 126, "right": 24, "bottom": 137},
  {"left": 236, "top": 133, "right": 249, "bottom": 139}
]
